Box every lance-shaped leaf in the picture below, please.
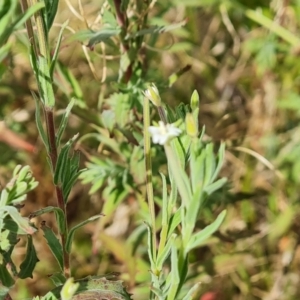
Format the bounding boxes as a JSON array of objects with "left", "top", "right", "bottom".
[
  {"left": 50, "top": 20, "right": 68, "bottom": 78},
  {"left": 0, "top": 1, "right": 45, "bottom": 46},
  {"left": 65, "top": 215, "right": 103, "bottom": 253},
  {"left": 41, "top": 221, "right": 63, "bottom": 271},
  {"left": 70, "top": 28, "right": 121, "bottom": 48},
  {"left": 145, "top": 222, "right": 155, "bottom": 270},
  {"left": 166, "top": 245, "right": 180, "bottom": 300},
  {"left": 204, "top": 177, "right": 227, "bottom": 196},
  {"left": 126, "top": 20, "right": 187, "bottom": 39},
  {"left": 186, "top": 210, "right": 227, "bottom": 253},
  {"left": 167, "top": 208, "right": 181, "bottom": 238},
  {"left": 43, "top": 0, "right": 59, "bottom": 32},
  {"left": 182, "top": 282, "right": 201, "bottom": 300},
  {"left": 30, "top": 206, "right": 66, "bottom": 234},
  {"left": 0, "top": 43, "right": 11, "bottom": 64},
  {"left": 0, "top": 264, "right": 14, "bottom": 291},
  {"left": 56, "top": 99, "right": 75, "bottom": 147},
  {"left": 33, "top": 93, "right": 49, "bottom": 151},
  {"left": 54, "top": 134, "right": 78, "bottom": 186},
  {"left": 18, "top": 235, "right": 39, "bottom": 279},
  {"left": 156, "top": 234, "right": 176, "bottom": 271},
  {"left": 38, "top": 55, "right": 55, "bottom": 107}
]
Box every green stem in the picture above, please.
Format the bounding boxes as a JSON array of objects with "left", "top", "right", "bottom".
[
  {"left": 143, "top": 97, "right": 157, "bottom": 263},
  {"left": 20, "top": 0, "right": 70, "bottom": 278},
  {"left": 245, "top": 9, "right": 300, "bottom": 46}
]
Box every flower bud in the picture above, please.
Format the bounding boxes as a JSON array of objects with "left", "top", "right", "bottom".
[
  {"left": 190, "top": 90, "right": 199, "bottom": 111},
  {"left": 143, "top": 83, "right": 161, "bottom": 107},
  {"left": 185, "top": 113, "right": 198, "bottom": 138},
  {"left": 60, "top": 278, "right": 79, "bottom": 300}
]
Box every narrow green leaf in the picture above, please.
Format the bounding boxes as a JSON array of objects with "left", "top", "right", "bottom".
[
  {"left": 0, "top": 2, "right": 45, "bottom": 46},
  {"left": 156, "top": 235, "right": 176, "bottom": 270},
  {"left": 186, "top": 210, "right": 227, "bottom": 252},
  {"left": 29, "top": 206, "right": 66, "bottom": 234},
  {"left": 203, "top": 143, "right": 215, "bottom": 187},
  {"left": 65, "top": 215, "right": 103, "bottom": 253},
  {"left": 182, "top": 282, "right": 201, "bottom": 300},
  {"left": 145, "top": 222, "right": 155, "bottom": 269},
  {"left": 41, "top": 222, "right": 63, "bottom": 271},
  {"left": 69, "top": 28, "right": 120, "bottom": 48},
  {"left": 160, "top": 173, "right": 168, "bottom": 226},
  {"left": 56, "top": 99, "right": 75, "bottom": 147},
  {"left": 190, "top": 144, "right": 205, "bottom": 193},
  {"left": 0, "top": 43, "right": 10, "bottom": 63},
  {"left": 18, "top": 235, "right": 39, "bottom": 279},
  {"left": 44, "top": 0, "right": 59, "bottom": 32},
  {"left": 0, "top": 0, "right": 16, "bottom": 36},
  {"left": 204, "top": 177, "right": 227, "bottom": 196},
  {"left": 57, "top": 63, "right": 84, "bottom": 103},
  {"left": 38, "top": 55, "right": 55, "bottom": 107},
  {"left": 54, "top": 135, "right": 77, "bottom": 185},
  {"left": 87, "top": 28, "right": 121, "bottom": 48},
  {"left": 211, "top": 143, "right": 226, "bottom": 182},
  {"left": 63, "top": 168, "right": 84, "bottom": 203},
  {"left": 50, "top": 20, "right": 68, "bottom": 78},
  {"left": 166, "top": 245, "right": 180, "bottom": 300},
  {"left": 167, "top": 208, "right": 181, "bottom": 238},
  {"left": 126, "top": 20, "right": 187, "bottom": 39}
]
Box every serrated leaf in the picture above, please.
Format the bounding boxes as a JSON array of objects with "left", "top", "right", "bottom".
[
  {"left": 186, "top": 210, "right": 226, "bottom": 252},
  {"left": 0, "top": 206, "right": 36, "bottom": 235},
  {"left": 0, "top": 263, "right": 14, "bottom": 288},
  {"left": 41, "top": 222, "right": 63, "bottom": 271},
  {"left": 46, "top": 276, "right": 132, "bottom": 299},
  {"left": 65, "top": 215, "right": 103, "bottom": 253},
  {"left": 18, "top": 235, "right": 39, "bottom": 279}
]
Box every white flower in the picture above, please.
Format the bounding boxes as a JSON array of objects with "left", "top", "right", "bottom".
[{"left": 148, "top": 121, "right": 182, "bottom": 145}]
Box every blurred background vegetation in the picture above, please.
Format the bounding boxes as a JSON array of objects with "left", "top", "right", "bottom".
[{"left": 2, "top": 0, "right": 300, "bottom": 299}]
